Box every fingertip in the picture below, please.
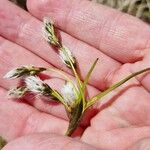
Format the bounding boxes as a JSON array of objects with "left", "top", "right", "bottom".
[
  {"left": 27, "top": 0, "right": 65, "bottom": 19},
  {"left": 2, "top": 133, "right": 96, "bottom": 150},
  {"left": 26, "top": 0, "right": 38, "bottom": 16}
]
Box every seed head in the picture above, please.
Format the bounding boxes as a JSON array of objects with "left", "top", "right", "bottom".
[
  {"left": 59, "top": 46, "right": 76, "bottom": 68},
  {"left": 4, "top": 66, "right": 46, "bottom": 79},
  {"left": 8, "top": 86, "right": 27, "bottom": 99},
  {"left": 43, "top": 17, "right": 60, "bottom": 47},
  {"left": 25, "top": 76, "right": 52, "bottom": 97},
  {"left": 61, "top": 82, "right": 78, "bottom": 106}
]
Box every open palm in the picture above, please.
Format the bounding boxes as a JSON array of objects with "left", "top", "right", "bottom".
[{"left": 0, "top": 0, "right": 150, "bottom": 149}]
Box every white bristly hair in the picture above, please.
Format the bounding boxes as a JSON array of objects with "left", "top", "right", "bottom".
[
  {"left": 25, "top": 76, "right": 45, "bottom": 94},
  {"left": 4, "top": 68, "right": 20, "bottom": 79},
  {"left": 8, "top": 87, "right": 27, "bottom": 99},
  {"left": 59, "top": 46, "right": 75, "bottom": 67},
  {"left": 61, "top": 82, "right": 78, "bottom": 106}
]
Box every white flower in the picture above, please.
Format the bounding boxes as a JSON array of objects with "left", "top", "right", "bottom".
[
  {"left": 59, "top": 46, "right": 76, "bottom": 68},
  {"left": 61, "top": 82, "right": 78, "bottom": 106}
]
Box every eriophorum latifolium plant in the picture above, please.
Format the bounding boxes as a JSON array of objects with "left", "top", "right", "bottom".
[{"left": 4, "top": 17, "right": 150, "bottom": 136}]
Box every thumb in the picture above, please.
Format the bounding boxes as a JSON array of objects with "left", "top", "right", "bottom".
[{"left": 2, "top": 133, "right": 97, "bottom": 150}]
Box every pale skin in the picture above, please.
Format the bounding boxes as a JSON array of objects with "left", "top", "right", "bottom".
[{"left": 0, "top": 0, "right": 150, "bottom": 149}]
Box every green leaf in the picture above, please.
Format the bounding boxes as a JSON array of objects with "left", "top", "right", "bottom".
[
  {"left": 86, "top": 67, "right": 150, "bottom": 108},
  {"left": 82, "top": 58, "right": 99, "bottom": 93},
  {"left": 65, "top": 100, "right": 83, "bottom": 136}
]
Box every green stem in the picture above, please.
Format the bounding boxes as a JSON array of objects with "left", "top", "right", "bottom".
[
  {"left": 65, "top": 101, "right": 83, "bottom": 136},
  {"left": 60, "top": 47, "right": 82, "bottom": 87},
  {"left": 46, "top": 68, "right": 79, "bottom": 93},
  {"left": 60, "top": 46, "right": 85, "bottom": 105},
  {"left": 86, "top": 68, "right": 150, "bottom": 109}
]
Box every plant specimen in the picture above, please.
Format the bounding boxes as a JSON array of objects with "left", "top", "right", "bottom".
[{"left": 4, "top": 17, "right": 150, "bottom": 136}]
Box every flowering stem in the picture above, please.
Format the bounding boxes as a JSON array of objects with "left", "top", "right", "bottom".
[
  {"left": 60, "top": 46, "right": 85, "bottom": 104},
  {"left": 65, "top": 101, "right": 84, "bottom": 136},
  {"left": 47, "top": 68, "right": 72, "bottom": 83},
  {"left": 86, "top": 67, "right": 150, "bottom": 109},
  {"left": 46, "top": 68, "right": 79, "bottom": 98},
  {"left": 60, "top": 47, "right": 82, "bottom": 86}
]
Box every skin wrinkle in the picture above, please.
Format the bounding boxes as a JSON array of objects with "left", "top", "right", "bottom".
[
  {"left": 107, "top": 106, "right": 131, "bottom": 128},
  {"left": 129, "top": 64, "right": 150, "bottom": 93},
  {"left": 61, "top": 139, "right": 73, "bottom": 150},
  {"left": 128, "top": 138, "right": 150, "bottom": 150},
  {"left": 114, "top": 87, "right": 150, "bottom": 125},
  {"left": 89, "top": 106, "right": 131, "bottom": 132},
  {"left": 38, "top": 137, "right": 64, "bottom": 149},
  {"left": 0, "top": 93, "right": 37, "bottom": 141},
  {"left": 100, "top": 66, "right": 120, "bottom": 89},
  {"left": 0, "top": 38, "right": 13, "bottom": 71},
  {"left": 28, "top": 0, "right": 150, "bottom": 63},
  {"left": 63, "top": 0, "right": 77, "bottom": 32},
  {"left": 0, "top": 37, "right": 6, "bottom": 48},
  {"left": 21, "top": 110, "right": 68, "bottom": 136},
  {"left": 16, "top": 109, "right": 37, "bottom": 138},
  {"left": 0, "top": 9, "right": 24, "bottom": 41},
  {"left": 2, "top": 134, "right": 98, "bottom": 150},
  {"left": 35, "top": 135, "right": 61, "bottom": 148},
  {"left": 99, "top": 13, "right": 144, "bottom": 63},
  {"left": 97, "top": 12, "right": 125, "bottom": 62},
  {"left": 81, "top": 127, "right": 150, "bottom": 149},
  {"left": 16, "top": 17, "right": 57, "bottom": 67}
]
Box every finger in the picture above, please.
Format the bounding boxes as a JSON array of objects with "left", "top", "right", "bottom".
[
  {"left": 130, "top": 48, "right": 150, "bottom": 92},
  {"left": 27, "top": 0, "right": 150, "bottom": 63},
  {"left": 81, "top": 67, "right": 150, "bottom": 149},
  {"left": 3, "top": 133, "right": 96, "bottom": 150},
  {"left": 0, "top": 36, "right": 99, "bottom": 125},
  {"left": 0, "top": 36, "right": 51, "bottom": 88},
  {"left": 0, "top": 88, "right": 69, "bottom": 141},
  {"left": 0, "top": 0, "right": 121, "bottom": 90},
  {"left": 82, "top": 126, "right": 150, "bottom": 149}
]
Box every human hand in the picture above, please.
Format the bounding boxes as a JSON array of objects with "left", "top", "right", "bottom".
[{"left": 0, "top": 0, "right": 150, "bottom": 149}]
